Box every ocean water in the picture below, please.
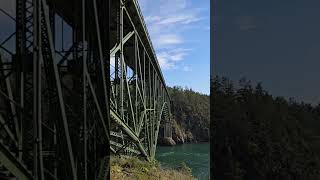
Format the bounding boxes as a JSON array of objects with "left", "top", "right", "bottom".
[{"left": 156, "top": 143, "right": 210, "bottom": 180}]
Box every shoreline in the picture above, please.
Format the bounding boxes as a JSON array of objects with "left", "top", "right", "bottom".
[
  {"left": 110, "top": 155, "right": 196, "bottom": 180},
  {"left": 158, "top": 140, "right": 209, "bottom": 147}
]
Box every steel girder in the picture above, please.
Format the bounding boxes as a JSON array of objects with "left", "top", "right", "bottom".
[
  {"left": 0, "top": 0, "right": 171, "bottom": 179},
  {"left": 0, "top": 0, "right": 110, "bottom": 179},
  {"left": 110, "top": 0, "right": 172, "bottom": 161}
]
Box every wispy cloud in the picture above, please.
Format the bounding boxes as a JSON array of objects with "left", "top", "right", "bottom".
[
  {"left": 154, "top": 34, "right": 183, "bottom": 47},
  {"left": 138, "top": 0, "right": 205, "bottom": 71},
  {"left": 157, "top": 53, "right": 175, "bottom": 70},
  {"left": 146, "top": 15, "right": 203, "bottom": 25},
  {"left": 145, "top": 16, "right": 162, "bottom": 23},
  {"left": 169, "top": 48, "right": 192, "bottom": 61},
  {"left": 157, "top": 48, "right": 192, "bottom": 70}
]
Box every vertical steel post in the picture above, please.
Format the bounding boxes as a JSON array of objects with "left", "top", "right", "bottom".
[{"left": 82, "top": 0, "right": 87, "bottom": 179}]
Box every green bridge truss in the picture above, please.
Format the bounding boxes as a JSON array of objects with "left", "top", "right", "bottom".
[
  {"left": 110, "top": 0, "right": 172, "bottom": 161},
  {"left": 0, "top": 0, "right": 172, "bottom": 179}
]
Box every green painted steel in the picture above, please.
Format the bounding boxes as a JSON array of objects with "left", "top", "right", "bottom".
[
  {"left": 110, "top": 0, "right": 172, "bottom": 161},
  {"left": 0, "top": 0, "right": 111, "bottom": 179},
  {"left": 0, "top": 0, "right": 171, "bottom": 179},
  {"left": 0, "top": 141, "right": 33, "bottom": 180}
]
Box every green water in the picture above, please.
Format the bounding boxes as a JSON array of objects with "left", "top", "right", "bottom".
[{"left": 156, "top": 143, "right": 210, "bottom": 180}]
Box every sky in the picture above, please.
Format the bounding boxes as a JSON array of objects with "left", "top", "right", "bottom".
[
  {"left": 138, "top": 0, "right": 210, "bottom": 94},
  {"left": 213, "top": 0, "right": 320, "bottom": 104}
]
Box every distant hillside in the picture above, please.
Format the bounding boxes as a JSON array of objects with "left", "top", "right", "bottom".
[{"left": 167, "top": 86, "right": 210, "bottom": 144}]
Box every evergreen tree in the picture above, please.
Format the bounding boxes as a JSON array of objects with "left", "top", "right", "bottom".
[{"left": 212, "top": 76, "right": 320, "bottom": 180}]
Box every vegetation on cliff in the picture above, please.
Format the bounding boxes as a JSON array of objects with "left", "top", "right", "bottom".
[
  {"left": 212, "top": 76, "right": 320, "bottom": 179},
  {"left": 167, "top": 86, "right": 210, "bottom": 144},
  {"left": 110, "top": 156, "right": 196, "bottom": 180}
]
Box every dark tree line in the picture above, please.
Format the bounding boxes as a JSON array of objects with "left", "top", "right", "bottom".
[
  {"left": 211, "top": 76, "right": 320, "bottom": 180},
  {"left": 167, "top": 86, "right": 210, "bottom": 143}
]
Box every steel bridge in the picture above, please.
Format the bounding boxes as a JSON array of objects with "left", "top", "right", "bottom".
[{"left": 0, "top": 0, "right": 172, "bottom": 179}]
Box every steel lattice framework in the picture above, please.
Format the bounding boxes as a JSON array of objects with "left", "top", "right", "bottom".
[
  {"left": 0, "top": 0, "right": 171, "bottom": 179},
  {"left": 0, "top": 0, "right": 110, "bottom": 179},
  {"left": 109, "top": 0, "right": 172, "bottom": 161}
]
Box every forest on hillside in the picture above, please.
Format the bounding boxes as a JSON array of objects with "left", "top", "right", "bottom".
[
  {"left": 211, "top": 76, "right": 320, "bottom": 180},
  {"left": 167, "top": 86, "right": 210, "bottom": 144}
]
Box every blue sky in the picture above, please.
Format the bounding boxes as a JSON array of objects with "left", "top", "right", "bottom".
[{"left": 138, "top": 0, "right": 210, "bottom": 94}]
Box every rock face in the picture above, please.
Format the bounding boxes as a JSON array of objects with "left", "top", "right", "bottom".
[
  {"left": 185, "top": 131, "right": 194, "bottom": 142},
  {"left": 173, "top": 135, "right": 185, "bottom": 144},
  {"left": 172, "top": 130, "right": 194, "bottom": 144},
  {"left": 158, "top": 119, "right": 205, "bottom": 146},
  {"left": 158, "top": 137, "right": 176, "bottom": 146}
]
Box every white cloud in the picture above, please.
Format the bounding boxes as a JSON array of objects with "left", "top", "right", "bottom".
[
  {"left": 154, "top": 34, "right": 183, "bottom": 47},
  {"left": 169, "top": 48, "right": 192, "bottom": 61},
  {"left": 150, "top": 15, "right": 203, "bottom": 25},
  {"left": 157, "top": 53, "right": 175, "bottom": 70},
  {"left": 145, "top": 16, "right": 162, "bottom": 24},
  {"left": 157, "top": 48, "right": 192, "bottom": 70},
  {"left": 138, "top": 0, "right": 205, "bottom": 71}
]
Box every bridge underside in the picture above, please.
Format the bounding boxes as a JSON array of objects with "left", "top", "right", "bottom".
[
  {"left": 0, "top": 0, "right": 171, "bottom": 179},
  {"left": 109, "top": 0, "right": 172, "bottom": 161},
  {"left": 0, "top": 0, "right": 110, "bottom": 179}
]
